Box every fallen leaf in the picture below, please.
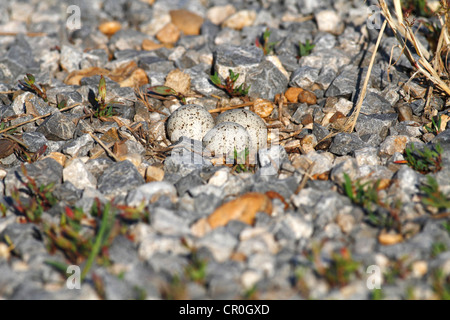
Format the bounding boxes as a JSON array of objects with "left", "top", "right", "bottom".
[
  {"left": 64, "top": 61, "right": 148, "bottom": 87},
  {"left": 0, "top": 139, "right": 17, "bottom": 159},
  {"left": 207, "top": 192, "right": 273, "bottom": 229}
]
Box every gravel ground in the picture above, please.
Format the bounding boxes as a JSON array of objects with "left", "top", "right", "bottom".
[{"left": 1, "top": 0, "right": 450, "bottom": 300}]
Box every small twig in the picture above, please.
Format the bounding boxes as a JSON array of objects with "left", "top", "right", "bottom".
[
  {"left": 208, "top": 101, "right": 254, "bottom": 113},
  {"left": 0, "top": 103, "right": 81, "bottom": 134},
  {"left": 89, "top": 132, "right": 120, "bottom": 162},
  {"left": 3, "top": 134, "right": 29, "bottom": 149},
  {"left": 295, "top": 162, "right": 315, "bottom": 195},
  {"left": 0, "top": 32, "right": 47, "bottom": 37}
]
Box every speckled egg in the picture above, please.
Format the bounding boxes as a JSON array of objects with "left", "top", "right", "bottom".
[
  {"left": 166, "top": 104, "right": 215, "bottom": 142},
  {"left": 215, "top": 109, "right": 267, "bottom": 153},
  {"left": 203, "top": 122, "right": 250, "bottom": 158}
]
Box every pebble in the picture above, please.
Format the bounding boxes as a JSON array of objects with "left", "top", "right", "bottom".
[
  {"left": 207, "top": 5, "right": 236, "bottom": 25},
  {"left": 156, "top": 22, "right": 180, "bottom": 44},
  {"left": 170, "top": 10, "right": 204, "bottom": 36},
  {"left": 222, "top": 10, "right": 256, "bottom": 30}
]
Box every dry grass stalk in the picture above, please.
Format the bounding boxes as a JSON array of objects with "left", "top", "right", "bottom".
[
  {"left": 0, "top": 103, "right": 80, "bottom": 134},
  {"left": 379, "top": 0, "right": 450, "bottom": 96},
  {"left": 344, "top": 19, "right": 387, "bottom": 133}
]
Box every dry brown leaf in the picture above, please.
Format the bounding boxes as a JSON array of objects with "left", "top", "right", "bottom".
[
  {"left": 0, "top": 139, "right": 17, "bottom": 159},
  {"left": 118, "top": 68, "right": 149, "bottom": 87},
  {"left": 207, "top": 192, "right": 273, "bottom": 229},
  {"left": 64, "top": 62, "right": 147, "bottom": 87},
  {"left": 64, "top": 67, "right": 110, "bottom": 85}
]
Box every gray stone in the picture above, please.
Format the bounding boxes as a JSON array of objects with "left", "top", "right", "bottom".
[
  {"left": 126, "top": 182, "right": 177, "bottom": 207},
  {"left": 214, "top": 28, "right": 243, "bottom": 46},
  {"left": 75, "top": 187, "right": 108, "bottom": 214},
  {"left": 354, "top": 147, "right": 380, "bottom": 166},
  {"left": 6, "top": 35, "right": 40, "bottom": 71},
  {"left": 22, "top": 132, "right": 48, "bottom": 153},
  {"left": 289, "top": 66, "right": 320, "bottom": 89},
  {"left": 0, "top": 224, "right": 46, "bottom": 262},
  {"left": 60, "top": 45, "right": 83, "bottom": 73},
  {"left": 299, "top": 48, "right": 351, "bottom": 73},
  {"left": 53, "top": 181, "right": 83, "bottom": 205},
  {"left": 330, "top": 158, "right": 360, "bottom": 185},
  {"left": 355, "top": 113, "right": 398, "bottom": 139},
  {"left": 175, "top": 170, "right": 206, "bottom": 196},
  {"left": 325, "top": 65, "right": 371, "bottom": 98},
  {"left": 410, "top": 99, "right": 425, "bottom": 116},
  {"left": 433, "top": 128, "right": 450, "bottom": 149},
  {"left": 360, "top": 91, "right": 394, "bottom": 114},
  {"left": 36, "top": 111, "right": 76, "bottom": 141},
  {"left": 63, "top": 158, "right": 97, "bottom": 190},
  {"left": 196, "top": 228, "right": 238, "bottom": 263},
  {"left": 11, "top": 92, "right": 53, "bottom": 116},
  {"left": 251, "top": 176, "right": 297, "bottom": 200},
  {"left": 258, "top": 145, "right": 289, "bottom": 176},
  {"left": 97, "top": 160, "right": 145, "bottom": 197},
  {"left": 138, "top": 56, "right": 175, "bottom": 73},
  {"left": 312, "top": 123, "right": 330, "bottom": 141},
  {"left": 329, "top": 133, "right": 367, "bottom": 156},
  {"left": 213, "top": 45, "right": 264, "bottom": 86},
  {"left": 185, "top": 63, "right": 225, "bottom": 96},
  {"left": 316, "top": 68, "right": 338, "bottom": 91},
  {"left": 61, "top": 133, "right": 94, "bottom": 157},
  {"left": 84, "top": 158, "right": 114, "bottom": 179},
  {"left": 4, "top": 158, "right": 63, "bottom": 197},
  {"left": 146, "top": 252, "right": 188, "bottom": 276},
  {"left": 274, "top": 214, "right": 313, "bottom": 241},
  {"left": 109, "top": 235, "right": 139, "bottom": 265},
  {"left": 247, "top": 60, "right": 289, "bottom": 100},
  {"left": 151, "top": 207, "right": 190, "bottom": 235}
]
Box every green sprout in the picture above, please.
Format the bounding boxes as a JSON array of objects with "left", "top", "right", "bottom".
[
  {"left": 342, "top": 173, "right": 401, "bottom": 229},
  {"left": 233, "top": 147, "right": 252, "bottom": 173},
  {"left": 255, "top": 28, "right": 277, "bottom": 56},
  {"left": 420, "top": 175, "right": 450, "bottom": 212},
  {"left": 424, "top": 115, "right": 443, "bottom": 135},
  {"left": 210, "top": 69, "right": 251, "bottom": 97},
  {"left": 403, "top": 142, "right": 442, "bottom": 174},
  {"left": 18, "top": 73, "right": 48, "bottom": 102},
  {"left": 298, "top": 39, "right": 315, "bottom": 58},
  {"left": 147, "top": 85, "right": 187, "bottom": 104},
  {"left": 432, "top": 268, "right": 450, "bottom": 300},
  {"left": 10, "top": 164, "right": 57, "bottom": 222},
  {"left": 93, "top": 75, "right": 118, "bottom": 118},
  {"left": 401, "top": 0, "right": 434, "bottom": 18}
]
